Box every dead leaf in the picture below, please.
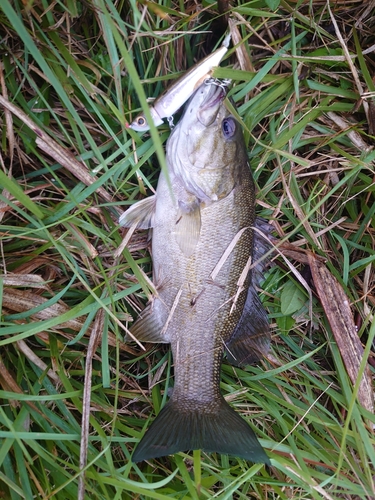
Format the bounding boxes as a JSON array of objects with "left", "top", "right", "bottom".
[
  {"left": 78, "top": 309, "right": 104, "bottom": 500},
  {"left": 308, "top": 253, "right": 373, "bottom": 412},
  {"left": 0, "top": 62, "right": 15, "bottom": 165},
  {"left": 0, "top": 94, "right": 114, "bottom": 205},
  {"left": 2, "top": 288, "right": 86, "bottom": 331},
  {"left": 17, "top": 339, "right": 60, "bottom": 383},
  {"left": 326, "top": 111, "right": 372, "bottom": 153},
  {"left": 1, "top": 287, "right": 138, "bottom": 355},
  {"left": 229, "top": 18, "right": 253, "bottom": 72},
  {"left": 368, "top": 100, "right": 375, "bottom": 136},
  {"left": 0, "top": 273, "right": 51, "bottom": 289},
  {"left": 277, "top": 241, "right": 326, "bottom": 265},
  {"left": 0, "top": 354, "right": 45, "bottom": 415}
]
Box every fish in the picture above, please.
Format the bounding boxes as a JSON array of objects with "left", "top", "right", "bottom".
[
  {"left": 126, "top": 34, "right": 231, "bottom": 132},
  {"left": 120, "top": 80, "right": 271, "bottom": 463}
]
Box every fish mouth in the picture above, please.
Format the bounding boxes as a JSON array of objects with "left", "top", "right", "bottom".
[
  {"left": 200, "top": 80, "right": 228, "bottom": 110},
  {"left": 196, "top": 80, "right": 228, "bottom": 126}
]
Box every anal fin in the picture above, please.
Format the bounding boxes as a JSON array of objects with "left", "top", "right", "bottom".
[{"left": 129, "top": 298, "right": 170, "bottom": 343}]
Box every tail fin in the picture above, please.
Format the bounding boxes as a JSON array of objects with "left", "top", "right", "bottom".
[{"left": 132, "top": 397, "right": 269, "bottom": 464}]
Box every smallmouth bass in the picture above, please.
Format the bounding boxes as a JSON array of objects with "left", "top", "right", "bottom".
[{"left": 121, "top": 80, "right": 271, "bottom": 463}]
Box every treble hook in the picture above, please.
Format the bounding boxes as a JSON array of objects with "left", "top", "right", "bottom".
[{"left": 204, "top": 77, "right": 232, "bottom": 91}]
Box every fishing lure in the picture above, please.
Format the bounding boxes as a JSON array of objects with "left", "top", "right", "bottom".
[{"left": 127, "top": 34, "right": 231, "bottom": 132}]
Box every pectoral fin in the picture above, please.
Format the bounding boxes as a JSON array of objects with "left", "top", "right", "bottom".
[
  {"left": 119, "top": 195, "right": 156, "bottom": 229},
  {"left": 225, "top": 286, "right": 270, "bottom": 367},
  {"left": 173, "top": 207, "right": 201, "bottom": 257},
  {"left": 129, "top": 298, "right": 170, "bottom": 343}
]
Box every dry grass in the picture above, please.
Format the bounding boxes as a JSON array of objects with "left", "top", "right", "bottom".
[{"left": 0, "top": 0, "right": 374, "bottom": 499}]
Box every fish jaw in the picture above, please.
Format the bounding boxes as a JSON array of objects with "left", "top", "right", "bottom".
[
  {"left": 197, "top": 85, "right": 227, "bottom": 126},
  {"left": 183, "top": 83, "right": 226, "bottom": 128}
]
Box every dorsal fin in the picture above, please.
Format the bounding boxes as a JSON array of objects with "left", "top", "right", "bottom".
[
  {"left": 225, "top": 218, "right": 273, "bottom": 366},
  {"left": 225, "top": 288, "right": 270, "bottom": 366}
]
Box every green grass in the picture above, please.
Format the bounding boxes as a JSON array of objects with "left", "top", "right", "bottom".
[{"left": 0, "top": 0, "right": 374, "bottom": 498}]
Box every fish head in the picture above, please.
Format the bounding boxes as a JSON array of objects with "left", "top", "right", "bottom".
[{"left": 168, "top": 81, "right": 247, "bottom": 205}]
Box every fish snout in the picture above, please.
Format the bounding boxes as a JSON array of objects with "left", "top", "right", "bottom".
[{"left": 194, "top": 81, "right": 228, "bottom": 126}]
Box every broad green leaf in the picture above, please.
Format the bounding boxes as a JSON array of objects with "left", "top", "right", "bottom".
[{"left": 280, "top": 280, "right": 307, "bottom": 316}]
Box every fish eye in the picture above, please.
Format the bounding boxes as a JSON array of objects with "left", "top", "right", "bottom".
[
  {"left": 222, "top": 117, "right": 236, "bottom": 139},
  {"left": 137, "top": 116, "right": 146, "bottom": 126}
]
